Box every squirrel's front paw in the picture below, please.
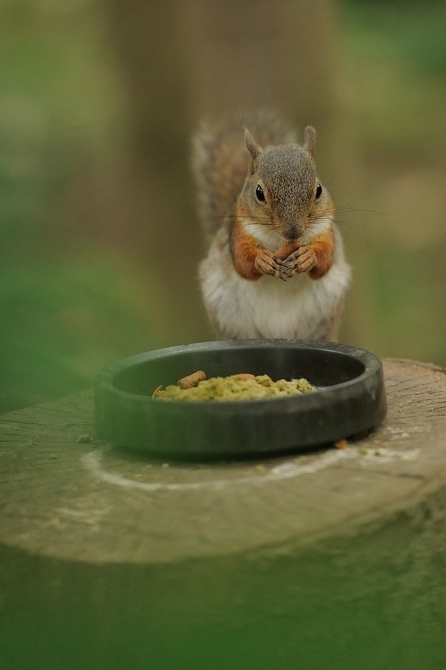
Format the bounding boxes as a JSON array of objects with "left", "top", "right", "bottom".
[
  {"left": 282, "top": 246, "right": 317, "bottom": 278},
  {"left": 254, "top": 250, "right": 284, "bottom": 280}
]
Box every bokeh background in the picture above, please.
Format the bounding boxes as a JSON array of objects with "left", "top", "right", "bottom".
[{"left": 1, "top": 0, "right": 445, "bottom": 413}]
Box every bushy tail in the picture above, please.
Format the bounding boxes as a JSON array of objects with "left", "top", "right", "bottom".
[{"left": 191, "top": 111, "right": 295, "bottom": 243}]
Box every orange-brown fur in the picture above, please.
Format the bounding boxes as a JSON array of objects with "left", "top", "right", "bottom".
[
  {"left": 230, "top": 214, "right": 264, "bottom": 281},
  {"left": 307, "top": 228, "right": 335, "bottom": 279}
]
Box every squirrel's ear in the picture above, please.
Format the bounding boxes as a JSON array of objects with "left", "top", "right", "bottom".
[
  {"left": 244, "top": 128, "right": 262, "bottom": 160},
  {"left": 303, "top": 126, "right": 317, "bottom": 155}
]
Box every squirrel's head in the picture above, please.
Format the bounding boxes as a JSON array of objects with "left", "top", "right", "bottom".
[{"left": 242, "top": 126, "right": 332, "bottom": 240}]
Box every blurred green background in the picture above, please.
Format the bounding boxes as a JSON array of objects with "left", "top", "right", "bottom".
[{"left": 1, "top": 0, "right": 445, "bottom": 413}]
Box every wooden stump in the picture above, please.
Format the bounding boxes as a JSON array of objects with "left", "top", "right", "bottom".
[{"left": 1, "top": 358, "right": 446, "bottom": 670}]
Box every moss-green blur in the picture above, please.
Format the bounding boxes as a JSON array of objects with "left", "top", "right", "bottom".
[{"left": 1, "top": 0, "right": 445, "bottom": 414}]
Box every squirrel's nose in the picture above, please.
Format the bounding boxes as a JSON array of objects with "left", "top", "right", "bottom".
[{"left": 282, "top": 221, "right": 303, "bottom": 240}]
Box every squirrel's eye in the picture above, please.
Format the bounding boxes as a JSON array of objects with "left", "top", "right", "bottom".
[
  {"left": 315, "top": 183, "right": 322, "bottom": 200},
  {"left": 255, "top": 185, "right": 265, "bottom": 202}
]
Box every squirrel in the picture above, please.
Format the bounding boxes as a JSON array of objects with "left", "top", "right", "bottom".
[{"left": 192, "top": 111, "right": 351, "bottom": 341}]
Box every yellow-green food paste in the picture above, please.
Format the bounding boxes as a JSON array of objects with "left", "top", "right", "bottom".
[{"left": 154, "top": 374, "right": 315, "bottom": 401}]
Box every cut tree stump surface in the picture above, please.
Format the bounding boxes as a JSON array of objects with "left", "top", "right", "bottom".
[{"left": 1, "top": 358, "right": 445, "bottom": 565}]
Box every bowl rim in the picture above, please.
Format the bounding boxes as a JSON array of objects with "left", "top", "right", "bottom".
[{"left": 94, "top": 339, "right": 382, "bottom": 406}]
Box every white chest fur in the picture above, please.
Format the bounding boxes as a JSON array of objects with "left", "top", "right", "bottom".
[{"left": 199, "top": 223, "right": 351, "bottom": 341}]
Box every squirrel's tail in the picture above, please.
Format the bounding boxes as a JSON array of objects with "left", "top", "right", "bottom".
[{"left": 191, "top": 110, "right": 295, "bottom": 243}]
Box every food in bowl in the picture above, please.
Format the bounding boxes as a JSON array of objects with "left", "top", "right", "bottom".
[{"left": 152, "top": 371, "right": 315, "bottom": 402}]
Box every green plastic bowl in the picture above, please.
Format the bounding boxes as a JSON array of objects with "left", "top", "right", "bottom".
[{"left": 94, "top": 339, "right": 387, "bottom": 459}]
